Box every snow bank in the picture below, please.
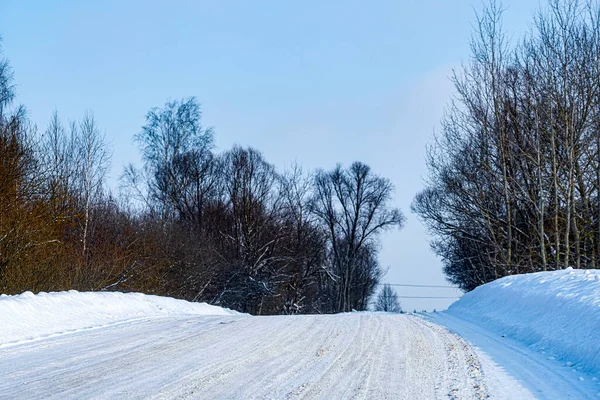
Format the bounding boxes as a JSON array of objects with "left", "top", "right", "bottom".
[
  {"left": 446, "top": 268, "right": 600, "bottom": 375},
  {"left": 0, "top": 290, "right": 238, "bottom": 346}
]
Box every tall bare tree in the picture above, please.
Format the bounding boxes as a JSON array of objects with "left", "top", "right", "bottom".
[
  {"left": 414, "top": 0, "right": 600, "bottom": 291},
  {"left": 312, "top": 162, "right": 405, "bottom": 312},
  {"left": 134, "top": 97, "right": 214, "bottom": 217},
  {"left": 75, "top": 112, "right": 111, "bottom": 280}
]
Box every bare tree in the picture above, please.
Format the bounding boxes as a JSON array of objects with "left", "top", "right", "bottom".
[
  {"left": 0, "top": 37, "right": 15, "bottom": 115},
  {"left": 374, "top": 284, "right": 401, "bottom": 313},
  {"left": 414, "top": 0, "right": 600, "bottom": 291},
  {"left": 133, "top": 97, "right": 213, "bottom": 217},
  {"left": 0, "top": 34, "right": 407, "bottom": 315},
  {"left": 217, "top": 146, "right": 283, "bottom": 314},
  {"left": 75, "top": 112, "right": 111, "bottom": 277},
  {"left": 279, "top": 164, "right": 327, "bottom": 314},
  {"left": 40, "top": 111, "right": 79, "bottom": 224},
  {"left": 312, "top": 162, "right": 405, "bottom": 312},
  {"left": 0, "top": 44, "right": 65, "bottom": 292}
]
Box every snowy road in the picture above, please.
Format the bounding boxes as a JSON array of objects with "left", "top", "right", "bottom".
[
  {"left": 433, "top": 313, "right": 600, "bottom": 399},
  {"left": 0, "top": 313, "right": 511, "bottom": 399}
]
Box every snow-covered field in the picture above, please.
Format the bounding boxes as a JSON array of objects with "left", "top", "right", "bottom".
[{"left": 2, "top": 269, "right": 600, "bottom": 399}]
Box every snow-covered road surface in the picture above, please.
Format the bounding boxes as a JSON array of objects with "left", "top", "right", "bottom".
[
  {"left": 1, "top": 313, "right": 510, "bottom": 399},
  {"left": 433, "top": 312, "right": 600, "bottom": 399}
]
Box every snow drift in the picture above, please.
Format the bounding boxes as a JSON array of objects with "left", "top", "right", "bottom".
[
  {"left": 0, "top": 290, "right": 238, "bottom": 347},
  {"left": 446, "top": 268, "right": 600, "bottom": 375}
]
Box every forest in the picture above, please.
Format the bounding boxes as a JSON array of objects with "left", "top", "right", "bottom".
[
  {"left": 0, "top": 40, "right": 404, "bottom": 314},
  {"left": 4, "top": 0, "right": 599, "bottom": 311},
  {"left": 414, "top": 0, "right": 600, "bottom": 290}
]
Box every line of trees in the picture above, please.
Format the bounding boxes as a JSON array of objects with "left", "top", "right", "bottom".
[
  {"left": 0, "top": 40, "right": 404, "bottom": 314},
  {"left": 413, "top": 0, "right": 600, "bottom": 291}
]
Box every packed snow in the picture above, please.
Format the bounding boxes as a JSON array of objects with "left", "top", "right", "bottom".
[
  {"left": 2, "top": 274, "right": 600, "bottom": 399},
  {"left": 0, "top": 290, "right": 237, "bottom": 347},
  {"left": 0, "top": 312, "right": 505, "bottom": 399},
  {"left": 432, "top": 268, "right": 600, "bottom": 398},
  {"left": 0, "top": 290, "right": 527, "bottom": 399}
]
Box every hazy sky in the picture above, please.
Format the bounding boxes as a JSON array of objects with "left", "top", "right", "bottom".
[{"left": 1, "top": 0, "right": 540, "bottom": 310}]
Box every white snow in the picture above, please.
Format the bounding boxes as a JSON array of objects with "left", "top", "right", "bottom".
[
  {"left": 2, "top": 273, "right": 599, "bottom": 398},
  {"left": 432, "top": 268, "right": 600, "bottom": 399},
  {"left": 443, "top": 269, "right": 600, "bottom": 375},
  {"left": 0, "top": 312, "right": 494, "bottom": 399},
  {"left": 0, "top": 290, "right": 237, "bottom": 347},
  {"left": 0, "top": 290, "right": 512, "bottom": 399}
]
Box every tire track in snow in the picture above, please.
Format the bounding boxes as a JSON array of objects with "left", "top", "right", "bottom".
[
  {"left": 432, "top": 312, "right": 599, "bottom": 399},
  {"left": 0, "top": 313, "right": 491, "bottom": 399}
]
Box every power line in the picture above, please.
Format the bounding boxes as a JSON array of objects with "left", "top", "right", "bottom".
[{"left": 377, "top": 283, "right": 459, "bottom": 289}]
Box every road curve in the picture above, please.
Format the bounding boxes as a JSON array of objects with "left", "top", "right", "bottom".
[{"left": 0, "top": 313, "right": 491, "bottom": 399}]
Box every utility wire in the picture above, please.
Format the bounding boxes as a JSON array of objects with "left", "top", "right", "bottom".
[{"left": 377, "top": 283, "right": 459, "bottom": 289}]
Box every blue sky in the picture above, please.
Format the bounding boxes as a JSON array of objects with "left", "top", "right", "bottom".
[{"left": 1, "top": 0, "right": 539, "bottom": 310}]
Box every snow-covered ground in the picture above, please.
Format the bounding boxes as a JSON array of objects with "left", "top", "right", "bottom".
[
  {"left": 432, "top": 268, "right": 600, "bottom": 399},
  {"left": 0, "top": 290, "right": 237, "bottom": 348},
  {"left": 0, "top": 291, "right": 521, "bottom": 399},
  {"left": 2, "top": 269, "right": 600, "bottom": 399}
]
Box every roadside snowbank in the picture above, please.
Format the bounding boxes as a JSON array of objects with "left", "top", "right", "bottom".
[
  {"left": 0, "top": 290, "right": 238, "bottom": 346},
  {"left": 446, "top": 268, "right": 600, "bottom": 375}
]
